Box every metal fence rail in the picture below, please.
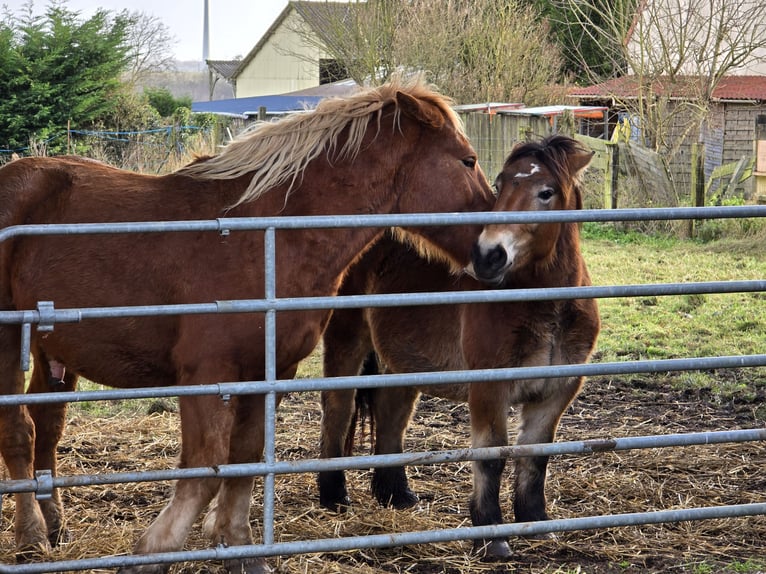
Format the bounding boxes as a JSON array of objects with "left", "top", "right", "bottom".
[{"left": 1, "top": 205, "right": 765, "bottom": 573}]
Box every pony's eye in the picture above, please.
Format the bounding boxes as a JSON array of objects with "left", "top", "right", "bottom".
[
  {"left": 462, "top": 157, "right": 476, "bottom": 169},
  {"left": 538, "top": 189, "right": 554, "bottom": 201}
]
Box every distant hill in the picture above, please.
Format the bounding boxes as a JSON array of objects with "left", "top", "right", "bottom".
[{"left": 136, "top": 61, "right": 235, "bottom": 103}]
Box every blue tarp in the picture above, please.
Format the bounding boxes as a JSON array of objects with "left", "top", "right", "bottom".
[{"left": 191, "top": 95, "right": 325, "bottom": 118}]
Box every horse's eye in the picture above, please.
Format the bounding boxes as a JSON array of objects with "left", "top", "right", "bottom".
[
  {"left": 538, "top": 189, "right": 554, "bottom": 201},
  {"left": 462, "top": 157, "right": 476, "bottom": 169}
]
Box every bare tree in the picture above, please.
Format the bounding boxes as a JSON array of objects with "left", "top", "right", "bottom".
[
  {"left": 563, "top": 0, "right": 766, "bottom": 154},
  {"left": 391, "top": 0, "right": 562, "bottom": 104},
  {"left": 287, "top": 0, "right": 563, "bottom": 104},
  {"left": 120, "top": 10, "right": 177, "bottom": 86}
]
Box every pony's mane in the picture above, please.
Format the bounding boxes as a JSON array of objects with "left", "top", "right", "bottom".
[
  {"left": 178, "top": 77, "right": 462, "bottom": 207},
  {"left": 505, "top": 135, "right": 589, "bottom": 208}
]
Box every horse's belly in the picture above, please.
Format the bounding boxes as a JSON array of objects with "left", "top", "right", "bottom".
[{"left": 421, "top": 383, "right": 469, "bottom": 402}]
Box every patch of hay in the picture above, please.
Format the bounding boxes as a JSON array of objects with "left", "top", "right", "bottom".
[{"left": 1, "top": 376, "right": 764, "bottom": 573}]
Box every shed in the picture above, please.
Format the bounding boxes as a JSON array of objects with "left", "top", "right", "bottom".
[{"left": 569, "top": 75, "right": 766, "bottom": 198}]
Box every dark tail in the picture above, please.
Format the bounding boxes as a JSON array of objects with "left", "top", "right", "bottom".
[{"left": 343, "top": 352, "right": 379, "bottom": 456}]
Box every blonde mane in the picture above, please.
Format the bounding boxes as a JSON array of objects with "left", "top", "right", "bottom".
[{"left": 177, "top": 77, "right": 463, "bottom": 206}]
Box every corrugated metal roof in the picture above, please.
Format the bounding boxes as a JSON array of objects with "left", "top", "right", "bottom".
[
  {"left": 191, "top": 80, "right": 359, "bottom": 118},
  {"left": 206, "top": 60, "right": 241, "bottom": 80},
  {"left": 499, "top": 105, "right": 608, "bottom": 119},
  {"left": 191, "top": 95, "right": 324, "bottom": 118}
]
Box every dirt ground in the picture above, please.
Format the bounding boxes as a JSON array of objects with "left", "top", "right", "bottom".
[{"left": 1, "top": 369, "right": 765, "bottom": 573}]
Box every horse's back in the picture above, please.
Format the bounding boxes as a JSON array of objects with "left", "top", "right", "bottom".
[{"left": 340, "top": 236, "right": 468, "bottom": 380}]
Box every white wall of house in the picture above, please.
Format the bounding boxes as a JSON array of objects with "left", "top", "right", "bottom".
[
  {"left": 236, "top": 10, "right": 328, "bottom": 97},
  {"left": 628, "top": 0, "right": 766, "bottom": 77}
]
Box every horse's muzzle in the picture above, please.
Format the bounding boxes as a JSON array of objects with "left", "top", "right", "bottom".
[{"left": 469, "top": 242, "right": 508, "bottom": 285}]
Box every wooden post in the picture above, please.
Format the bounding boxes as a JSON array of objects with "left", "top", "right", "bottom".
[
  {"left": 690, "top": 142, "right": 705, "bottom": 236},
  {"left": 610, "top": 142, "right": 620, "bottom": 209}
]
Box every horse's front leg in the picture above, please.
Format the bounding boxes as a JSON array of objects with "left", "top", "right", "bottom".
[
  {"left": 0, "top": 328, "right": 49, "bottom": 561},
  {"left": 468, "top": 381, "right": 511, "bottom": 559},
  {"left": 26, "top": 355, "right": 78, "bottom": 548},
  {"left": 207, "top": 392, "right": 272, "bottom": 574},
  {"left": 514, "top": 376, "right": 583, "bottom": 530},
  {"left": 118, "top": 393, "right": 232, "bottom": 574}
]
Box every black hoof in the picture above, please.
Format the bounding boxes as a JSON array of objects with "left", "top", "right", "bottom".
[
  {"left": 371, "top": 466, "right": 419, "bottom": 509},
  {"left": 15, "top": 543, "right": 48, "bottom": 564},
  {"left": 382, "top": 488, "right": 419, "bottom": 509},
  {"left": 319, "top": 493, "right": 352, "bottom": 513},
  {"left": 48, "top": 525, "right": 71, "bottom": 547},
  {"left": 318, "top": 470, "right": 352, "bottom": 512},
  {"left": 473, "top": 538, "right": 512, "bottom": 561},
  {"left": 224, "top": 557, "right": 271, "bottom": 573}
]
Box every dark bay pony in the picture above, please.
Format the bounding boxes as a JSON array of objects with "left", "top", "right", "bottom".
[
  {"left": 318, "top": 135, "right": 600, "bottom": 558},
  {"left": 0, "top": 79, "right": 495, "bottom": 573}
]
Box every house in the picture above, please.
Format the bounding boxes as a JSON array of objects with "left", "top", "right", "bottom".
[
  {"left": 568, "top": 0, "right": 766, "bottom": 199},
  {"left": 208, "top": 1, "right": 354, "bottom": 99}
]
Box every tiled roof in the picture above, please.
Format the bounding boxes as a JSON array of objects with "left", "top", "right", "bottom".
[{"left": 569, "top": 75, "right": 766, "bottom": 102}]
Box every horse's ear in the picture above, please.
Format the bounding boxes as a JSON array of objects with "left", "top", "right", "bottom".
[
  {"left": 569, "top": 150, "right": 594, "bottom": 176},
  {"left": 395, "top": 91, "right": 445, "bottom": 129}
]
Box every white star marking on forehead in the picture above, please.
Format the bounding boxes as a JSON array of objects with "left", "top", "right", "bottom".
[{"left": 514, "top": 163, "right": 541, "bottom": 178}]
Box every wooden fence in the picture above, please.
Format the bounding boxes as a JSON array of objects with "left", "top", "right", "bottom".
[{"left": 459, "top": 111, "right": 755, "bottom": 211}]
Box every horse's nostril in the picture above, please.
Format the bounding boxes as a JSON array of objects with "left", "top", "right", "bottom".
[{"left": 487, "top": 246, "right": 506, "bottom": 269}]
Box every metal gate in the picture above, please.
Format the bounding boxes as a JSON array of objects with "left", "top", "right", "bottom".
[{"left": 1, "top": 206, "right": 765, "bottom": 572}]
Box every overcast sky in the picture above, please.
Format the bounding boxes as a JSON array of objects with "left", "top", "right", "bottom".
[{"left": 18, "top": 0, "right": 290, "bottom": 61}]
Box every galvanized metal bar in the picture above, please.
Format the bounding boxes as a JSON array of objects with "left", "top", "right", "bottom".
[
  {"left": 1, "top": 205, "right": 765, "bottom": 247},
  {"left": 1, "top": 280, "right": 763, "bottom": 328},
  {"left": 262, "top": 226, "right": 277, "bottom": 545},
  {"left": 2, "top": 428, "right": 763, "bottom": 496},
  {"left": 2, "top": 353, "right": 765, "bottom": 408},
  {"left": 20, "top": 322, "right": 31, "bottom": 372},
  {"left": 4, "top": 502, "right": 765, "bottom": 573}
]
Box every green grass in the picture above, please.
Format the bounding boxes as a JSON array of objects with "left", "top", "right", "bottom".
[{"left": 581, "top": 223, "right": 766, "bottom": 399}]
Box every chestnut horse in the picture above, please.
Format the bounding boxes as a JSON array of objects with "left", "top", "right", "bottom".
[
  {"left": 319, "top": 135, "right": 600, "bottom": 558},
  {"left": 0, "top": 79, "right": 495, "bottom": 573}
]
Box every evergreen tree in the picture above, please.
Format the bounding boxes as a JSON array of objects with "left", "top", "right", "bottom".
[{"left": 0, "top": 2, "right": 130, "bottom": 153}]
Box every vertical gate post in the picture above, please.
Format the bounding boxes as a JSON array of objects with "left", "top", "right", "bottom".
[{"left": 263, "top": 226, "right": 277, "bottom": 545}]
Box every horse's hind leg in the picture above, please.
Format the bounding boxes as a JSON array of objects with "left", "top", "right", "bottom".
[
  {"left": 513, "top": 376, "right": 583, "bottom": 529},
  {"left": 0, "top": 327, "right": 50, "bottom": 560},
  {"left": 26, "top": 354, "right": 77, "bottom": 548},
  {"left": 318, "top": 306, "right": 375, "bottom": 511},
  {"left": 318, "top": 387, "right": 357, "bottom": 510},
  {"left": 369, "top": 384, "right": 420, "bottom": 509}
]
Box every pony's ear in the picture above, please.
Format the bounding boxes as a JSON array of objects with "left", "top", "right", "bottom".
[
  {"left": 395, "top": 91, "right": 445, "bottom": 129},
  {"left": 569, "top": 150, "right": 594, "bottom": 176}
]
